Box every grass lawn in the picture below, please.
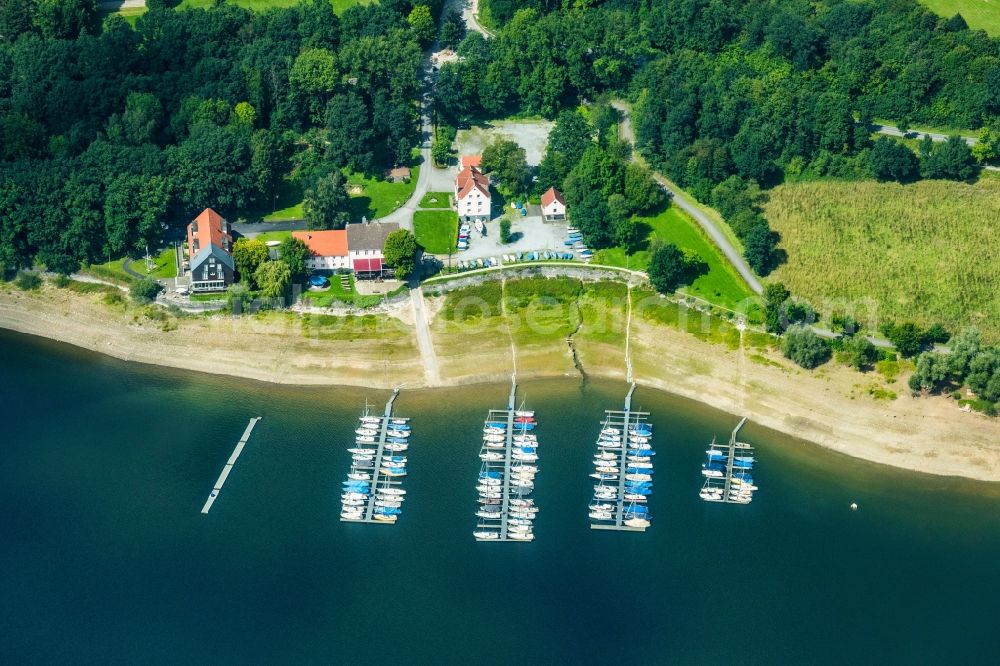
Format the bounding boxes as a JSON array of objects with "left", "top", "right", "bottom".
[
  {"left": 919, "top": 0, "right": 1000, "bottom": 36},
  {"left": 765, "top": 178, "right": 1000, "bottom": 341},
  {"left": 347, "top": 167, "right": 419, "bottom": 220},
  {"left": 177, "top": 0, "right": 370, "bottom": 13},
  {"left": 413, "top": 210, "right": 458, "bottom": 255},
  {"left": 592, "top": 207, "right": 755, "bottom": 310},
  {"left": 301, "top": 273, "right": 384, "bottom": 308},
  {"left": 85, "top": 248, "right": 176, "bottom": 283},
  {"left": 104, "top": 7, "right": 147, "bottom": 25},
  {"left": 419, "top": 192, "right": 452, "bottom": 208},
  {"left": 253, "top": 230, "right": 292, "bottom": 243}
]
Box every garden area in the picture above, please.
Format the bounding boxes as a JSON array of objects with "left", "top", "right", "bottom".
[
  {"left": 346, "top": 168, "right": 419, "bottom": 221},
  {"left": 592, "top": 208, "right": 754, "bottom": 310},
  {"left": 85, "top": 248, "right": 177, "bottom": 284},
  {"left": 419, "top": 192, "right": 452, "bottom": 208},
  {"left": 300, "top": 273, "right": 386, "bottom": 309},
  {"left": 414, "top": 210, "right": 459, "bottom": 255}
]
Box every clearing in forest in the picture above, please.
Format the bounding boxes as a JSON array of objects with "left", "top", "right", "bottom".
[{"left": 765, "top": 177, "right": 1000, "bottom": 341}]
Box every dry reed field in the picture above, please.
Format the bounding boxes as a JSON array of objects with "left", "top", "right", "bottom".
[{"left": 765, "top": 178, "right": 1000, "bottom": 341}]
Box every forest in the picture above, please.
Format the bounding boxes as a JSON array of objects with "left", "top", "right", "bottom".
[
  {"left": 441, "top": 0, "right": 999, "bottom": 273},
  {"left": 0, "top": 0, "right": 432, "bottom": 273}
]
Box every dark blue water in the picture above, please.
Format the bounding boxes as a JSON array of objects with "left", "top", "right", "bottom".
[{"left": 2, "top": 329, "right": 999, "bottom": 663}]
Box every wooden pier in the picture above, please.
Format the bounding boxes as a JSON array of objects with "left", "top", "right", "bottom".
[
  {"left": 590, "top": 384, "right": 652, "bottom": 532},
  {"left": 340, "top": 389, "right": 409, "bottom": 524},
  {"left": 201, "top": 417, "right": 262, "bottom": 514}
]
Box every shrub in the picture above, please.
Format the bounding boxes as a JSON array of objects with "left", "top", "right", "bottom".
[
  {"left": 500, "top": 219, "right": 512, "bottom": 244},
  {"left": 130, "top": 278, "right": 161, "bottom": 304},
  {"left": 14, "top": 271, "right": 42, "bottom": 291},
  {"left": 781, "top": 325, "right": 831, "bottom": 369},
  {"left": 52, "top": 274, "right": 71, "bottom": 288}
]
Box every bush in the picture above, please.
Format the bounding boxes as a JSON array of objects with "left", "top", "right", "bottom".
[
  {"left": 781, "top": 325, "right": 831, "bottom": 369},
  {"left": 130, "top": 278, "right": 161, "bottom": 304},
  {"left": 52, "top": 274, "right": 71, "bottom": 288},
  {"left": 14, "top": 271, "right": 42, "bottom": 291},
  {"left": 500, "top": 219, "right": 512, "bottom": 244}
]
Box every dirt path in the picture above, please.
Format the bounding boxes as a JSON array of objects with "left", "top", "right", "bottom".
[{"left": 409, "top": 287, "right": 441, "bottom": 386}]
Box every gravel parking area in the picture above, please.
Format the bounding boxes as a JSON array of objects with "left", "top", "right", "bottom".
[
  {"left": 444, "top": 215, "right": 579, "bottom": 263},
  {"left": 454, "top": 120, "right": 554, "bottom": 165}
]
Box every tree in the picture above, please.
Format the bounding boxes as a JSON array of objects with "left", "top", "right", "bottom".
[
  {"left": 481, "top": 138, "right": 528, "bottom": 195},
  {"left": 921, "top": 136, "right": 977, "bottom": 181},
  {"left": 439, "top": 9, "right": 466, "bottom": 50},
  {"left": 232, "top": 238, "right": 269, "bottom": 288},
  {"left": 742, "top": 222, "right": 779, "bottom": 275},
  {"left": 841, "top": 335, "right": 877, "bottom": 371},
  {"left": 130, "top": 277, "right": 161, "bottom": 304},
  {"left": 972, "top": 124, "right": 1000, "bottom": 163},
  {"left": 623, "top": 163, "right": 668, "bottom": 214},
  {"left": 231, "top": 102, "right": 257, "bottom": 128},
  {"left": 647, "top": 243, "right": 695, "bottom": 294},
  {"left": 325, "top": 91, "right": 374, "bottom": 172},
  {"left": 254, "top": 260, "right": 291, "bottom": 300},
  {"left": 538, "top": 109, "right": 594, "bottom": 189},
  {"left": 908, "top": 352, "right": 951, "bottom": 393},
  {"left": 289, "top": 48, "right": 339, "bottom": 124},
  {"left": 499, "top": 219, "right": 512, "bottom": 244},
  {"left": 303, "top": 172, "right": 350, "bottom": 230},
  {"left": 781, "top": 326, "right": 831, "bottom": 369},
  {"left": 34, "top": 0, "right": 99, "bottom": 40},
  {"left": 384, "top": 228, "right": 418, "bottom": 279},
  {"left": 868, "top": 137, "right": 918, "bottom": 182},
  {"left": 277, "top": 236, "right": 309, "bottom": 284},
  {"left": 407, "top": 5, "right": 435, "bottom": 45},
  {"left": 880, "top": 321, "right": 927, "bottom": 358},
  {"left": 763, "top": 282, "right": 790, "bottom": 333},
  {"left": 250, "top": 129, "right": 284, "bottom": 201},
  {"left": 108, "top": 92, "right": 162, "bottom": 146},
  {"left": 948, "top": 327, "right": 981, "bottom": 377},
  {"left": 103, "top": 174, "right": 170, "bottom": 257},
  {"left": 967, "top": 349, "right": 1000, "bottom": 403}
]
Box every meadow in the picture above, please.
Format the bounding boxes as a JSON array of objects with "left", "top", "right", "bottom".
[
  {"left": 592, "top": 207, "right": 755, "bottom": 310},
  {"left": 765, "top": 177, "right": 1000, "bottom": 341},
  {"left": 919, "top": 0, "right": 1000, "bottom": 36},
  {"left": 413, "top": 210, "right": 459, "bottom": 255}
]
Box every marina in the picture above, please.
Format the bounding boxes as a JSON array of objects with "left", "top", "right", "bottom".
[
  {"left": 340, "top": 389, "right": 411, "bottom": 524},
  {"left": 589, "top": 384, "right": 653, "bottom": 531},
  {"left": 201, "top": 416, "right": 262, "bottom": 514},
  {"left": 473, "top": 378, "right": 539, "bottom": 542},
  {"left": 700, "top": 417, "right": 757, "bottom": 504}
]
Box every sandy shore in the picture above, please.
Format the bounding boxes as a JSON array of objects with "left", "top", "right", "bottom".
[{"left": 3, "top": 282, "right": 1000, "bottom": 482}]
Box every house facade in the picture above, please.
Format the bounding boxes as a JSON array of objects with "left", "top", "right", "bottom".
[
  {"left": 187, "top": 208, "right": 234, "bottom": 292},
  {"left": 455, "top": 156, "right": 491, "bottom": 223},
  {"left": 541, "top": 187, "right": 567, "bottom": 221},
  {"left": 346, "top": 221, "right": 400, "bottom": 279},
  {"left": 292, "top": 230, "right": 350, "bottom": 272}
]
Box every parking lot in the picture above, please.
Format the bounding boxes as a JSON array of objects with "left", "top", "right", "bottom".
[
  {"left": 446, "top": 213, "right": 584, "bottom": 267},
  {"left": 454, "top": 120, "right": 554, "bottom": 166}
]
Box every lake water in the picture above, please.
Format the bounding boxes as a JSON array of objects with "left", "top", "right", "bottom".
[{"left": 2, "top": 329, "right": 999, "bottom": 663}]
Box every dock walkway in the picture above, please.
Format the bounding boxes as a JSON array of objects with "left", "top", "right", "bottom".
[
  {"left": 341, "top": 389, "right": 410, "bottom": 524},
  {"left": 590, "top": 384, "right": 652, "bottom": 532},
  {"left": 201, "top": 417, "right": 262, "bottom": 514}
]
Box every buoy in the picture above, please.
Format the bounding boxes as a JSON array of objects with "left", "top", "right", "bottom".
[{"left": 850, "top": 502, "right": 858, "bottom": 511}]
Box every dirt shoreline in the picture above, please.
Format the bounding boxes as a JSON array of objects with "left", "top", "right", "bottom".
[{"left": 3, "top": 283, "right": 999, "bottom": 482}]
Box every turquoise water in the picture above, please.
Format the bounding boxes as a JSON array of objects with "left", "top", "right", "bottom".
[{"left": 2, "top": 329, "right": 1000, "bottom": 663}]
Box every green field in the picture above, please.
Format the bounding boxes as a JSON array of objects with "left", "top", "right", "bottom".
[
  {"left": 920, "top": 0, "right": 1000, "bottom": 36},
  {"left": 85, "top": 248, "right": 176, "bottom": 283},
  {"left": 765, "top": 178, "right": 1000, "bottom": 341},
  {"left": 419, "top": 192, "right": 452, "bottom": 208},
  {"left": 347, "top": 167, "right": 419, "bottom": 221},
  {"left": 592, "top": 208, "right": 755, "bottom": 310},
  {"left": 302, "top": 274, "right": 386, "bottom": 308},
  {"left": 413, "top": 210, "right": 458, "bottom": 254},
  {"left": 253, "top": 230, "right": 291, "bottom": 243}
]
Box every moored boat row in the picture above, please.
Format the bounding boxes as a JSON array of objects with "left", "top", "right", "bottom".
[
  {"left": 341, "top": 406, "right": 411, "bottom": 523},
  {"left": 474, "top": 407, "right": 539, "bottom": 542},
  {"left": 700, "top": 420, "right": 757, "bottom": 504},
  {"left": 589, "top": 410, "right": 654, "bottom": 531}
]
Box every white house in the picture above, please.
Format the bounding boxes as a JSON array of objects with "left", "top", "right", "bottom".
[
  {"left": 541, "top": 187, "right": 567, "bottom": 221},
  {"left": 455, "top": 156, "right": 491, "bottom": 223},
  {"left": 292, "top": 230, "right": 350, "bottom": 272},
  {"left": 346, "top": 221, "right": 399, "bottom": 279}
]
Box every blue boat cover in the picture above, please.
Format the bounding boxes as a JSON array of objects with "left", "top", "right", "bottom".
[
  {"left": 731, "top": 459, "right": 754, "bottom": 469},
  {"left": 480, "top": 471, "right": 502, "bottom": 479}
]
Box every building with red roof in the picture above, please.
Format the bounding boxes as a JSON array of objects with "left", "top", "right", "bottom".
[
  {"left": 292, "top": 230, "right": 350, "bottom": 272},
  {"left": 540, "top": 187, "right": 567, "bottom": 221},
  {"left": 455, "top": 157, "right": 491, "bottom": 223},
  {"left": 186, "top": 208, "right": 233, "bottom": 292}
]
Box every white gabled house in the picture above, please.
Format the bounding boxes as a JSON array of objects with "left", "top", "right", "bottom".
[
  {"left": 455, "top": 155, "right": 491, "bottom": 223},
  {"left": 541, "top": 187, "right": 567, "bottom": 221}
]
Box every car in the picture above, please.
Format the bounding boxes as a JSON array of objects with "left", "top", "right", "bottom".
[{"left": 175, "top": 286, "right": 189, "bottom": 296}]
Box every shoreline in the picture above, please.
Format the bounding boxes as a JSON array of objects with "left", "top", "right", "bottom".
[{"left": 2, "top": 283, "right": 999, "bottom": 483}]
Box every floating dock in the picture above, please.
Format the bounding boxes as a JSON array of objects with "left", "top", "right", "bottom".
[
  {"left": 699, "top": 417, "right": 756, "bottom": 504},
  {"left": 473, "top": 378, "right": 538, "bottom": 542},
  {"left": 201, "top": 417, "right": 262, "bottom": 514},
  {"left": 589, "top": 384, "right": 653, "bottom": 531},
  {"left": 340, "top": 389, "right": 411, "bottom": 524}
]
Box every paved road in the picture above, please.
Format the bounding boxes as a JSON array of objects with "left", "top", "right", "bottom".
[
  {"left": 612, "top": 101, "right": 764, "bottom": 295},
  {"left": 871, "top": 123, "right": 999, "bottom": 172},
  {"left": 231, "top": 220, "right": 307, "bottom": 236},
  {"left": 99, "top": 0, "right": 145, "bottom": 9},
  {"left": 409, "top": 288, "right": 441, "bottom": 386},
  {"left": 458, "top": 0, "right": 493, "bottom": 37}
]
